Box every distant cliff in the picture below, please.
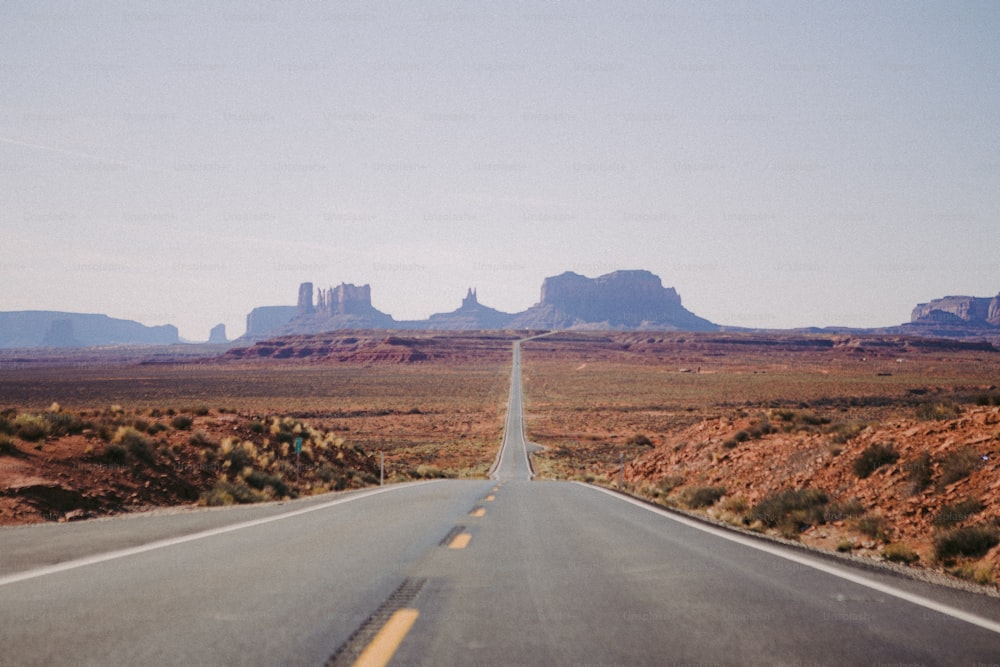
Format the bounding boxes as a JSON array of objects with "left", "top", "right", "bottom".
[
  {"left": 910, "top": 294, "right": 1000, "bottom": 327},
  {"left": 509, "top": 270, "right": 718, "bottom": 331},
  {"left": 0, "top": 312, "right": 179, "bottom": 349},
  {"left": 891, "top": 292, "right": 1000, "bottom": 343}
]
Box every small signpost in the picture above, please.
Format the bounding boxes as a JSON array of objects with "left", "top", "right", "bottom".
[{"left": 295, "top": 437, "right": 303, "bottom": 480}]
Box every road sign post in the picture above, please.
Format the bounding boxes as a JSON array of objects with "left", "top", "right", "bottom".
[{"left": 295, "top": 437, "right": 303, "bottom": 480}]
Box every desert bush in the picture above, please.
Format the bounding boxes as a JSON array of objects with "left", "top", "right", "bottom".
[
  {"left": 414, "top": 464, "right": 453, "bottom": 479},
  {"left": 939, "top": 447, "right": 983, "bottom": 487},
  {"left": 723, "top": 430, "right": 750, "bottom": 449},
  {"left": 658, "top": 475, "right": 684, "bottom": 494},
  {"left": 102, "top": 443, "right": 128, "bottom": 464},
  {"left": 0, "top": 412, "right": 15, "bottom": 435},
  {"left": 44, "top": 411, "right": 83, "bottom": 436},
  {"left": 916, "top": 401, "right": 962, "bottom": 421},
  {"left": 201, "top": 480, "right": 261, "bottom": 506},
  {"left": 0, "top": 434, "right": 18, "bottom": 455},
  {"left": 681, "top": 486, "right": 726, "bottom": 509},
  {"left": 853, "top": 442, "right": 899, "bottom": 479},
  {"left": 189, "top": 430, "right": 218, "bottom": 448},
  {"left": 974, "top": 392, "right": 1000, "bottom": 407},
  {"left": 14, "top": 414, "right": 48, "bottom": 442},
  {"left": 115, "top": 427, "right": 155, "bottom": 464},
  {"left": 245, "top": 470, "right": 289, "bottom": 497},
  {"left": 827, "top": 420, "right": 868, "bottom": 444},
  {"left": 224, "top": 442, "right": 254, "bottom": 471},
  {"left": 721, "top": 495, "right": 748, "bottom": 514},
  {"left": 171, "top": 415, "right": 194, "bottom": 430},
  {"left": 854, "top": 514, "right": 890, "bottom": 541},
  {"left": 905, "top": 452, "right": 933, "bottom": 495},
  {"left": 933, "top": 524, "right": 999, "bottom": 563},
  {"left": 749, "top": 488, "right": 829, "bottom": 534},
  {"left": 626, "top": 433, "right": 653, "bottom": 447},
  {"left": 824, "top": 498, "right": 866, "bottom": 522},
  {"left": 883, "top": 542, "right": 920, "bottom": 564},
  {"left": 248, "top": 420, "right": 265, "bottom": 434},
  {"left": 933, "top": 497, "right": 984, "bottom": 528}
]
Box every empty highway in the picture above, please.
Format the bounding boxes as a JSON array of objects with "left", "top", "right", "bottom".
[{"left": 2, "top": 340, "right": 999, "bottom": 665}]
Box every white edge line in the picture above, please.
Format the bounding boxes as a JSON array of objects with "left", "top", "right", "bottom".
[
  {"left": 579, "top": 482, "right": 1000, "bottom": 635},
  {"left": 0, "top": 482, "right": 434, "bottom": 587}
]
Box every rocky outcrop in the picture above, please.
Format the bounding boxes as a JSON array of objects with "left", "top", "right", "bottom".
[
  {"left": 208, "top": 324, "right": 228, "bottom": 344},
  {"left": 894, "top": 292, "right": 1000, "bottom": 344},
  {"left": 911, "top": 295, "right": 997, "bottom": 326},
  {"left": 244, "top": 306, "right": 297, "bottom": 340},
  {"left": 277, "top": 282, "right": 395, "bottom": 334},
  {"left": 509, "top": 270, "right": 718, "bottom": 331},
  {"left": 0, "top": 312, "right": 179, "bottom": 349},
  {"left": 425, "top": 288, "right": 515, "bottom": 330}
]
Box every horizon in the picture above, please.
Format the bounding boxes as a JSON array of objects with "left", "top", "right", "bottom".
[{"left": 2, "top": 2, "right": 998, "bottom": 340}]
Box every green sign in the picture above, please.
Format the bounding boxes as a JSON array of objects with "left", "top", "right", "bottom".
[{"left": 294, "top": 437, "right": 303, "bottom": 454}]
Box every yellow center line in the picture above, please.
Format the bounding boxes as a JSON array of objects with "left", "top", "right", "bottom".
[
  {"left": 484, "top": 494, "right": 495, "bottom": 502},
  {"left": 352, "top": 608, "right": 420, "bottom": 667},
  {"left": 448, "top": 532, "right": 472, "bottom": 549},
  {"left": 470, "top": 507, "right": 486, "bottom": 517}
]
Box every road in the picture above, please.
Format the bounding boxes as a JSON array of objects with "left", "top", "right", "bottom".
[{"left": 2, "top": 339, "right": 1000, "bottom": 665}]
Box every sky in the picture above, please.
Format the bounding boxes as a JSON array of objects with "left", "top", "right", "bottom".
[{"left": 2, "top": 1, "right": 998, "bottom": 341}]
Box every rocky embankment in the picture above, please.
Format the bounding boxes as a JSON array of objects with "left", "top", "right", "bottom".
[{"left": 621, "top": 405, "right": 1000, "bottom": 585}]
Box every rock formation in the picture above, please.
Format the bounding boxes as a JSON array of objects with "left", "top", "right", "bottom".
[
  {"left": 509, "top": 270, "right": 718, "bottom": 331},
  {"left": 244, "top": 306, "right": 297, "bottom": 340},
  {"left": 896, "top": 292, "right": 1000, "bottom": 344},
  {"left": 911, "top": 295, "right": 1000, "bottom": 326},
  {"left": 208, "top": 323, "right": 228, "bottom": 344},
  {"left": 0, "top": 312, "right": 179, "bottom": 349},
  {"left": 237, "top": 271, "right": 720, "bottom": 338},
  {"left": 425, "top": 288, "right": 516, "bottom": 330},
  {"left": 275, "top": 282, "right": 395, "bottom": 335}
]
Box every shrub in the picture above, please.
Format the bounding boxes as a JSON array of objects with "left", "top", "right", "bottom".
[
  {"left": 854, "top": 514, "right": 890, "bottom": 541},
  {"left": 824, "top": 498, "right": 866, "bottom": 522},
  {"left": 102, "top": 443, "right": 128, "bottom": 464},
  {"left": 853, "top": 442, "right": 899, "bottom": 479},
  {"left": 657, "top": 475, "right": 684, "bottom": 494},
  {"left": 939, "top": 447, "right": 983, "bottom": 487},
  {"left": 681, "top": 486, "right": 726, "bottom": 509},
  {"left": 0, "top": 434, "right": 18, "bottom": 455},
  {"left": 201, "top": 480, "right": 261, "bottom": 506},
  {"left": 883, "top": 542, "right": 920, "bottom": 564},
  {"left": 224, "top": 443, "right": 254, "bottom": 471},
  {"left": 827, "top": 420, "right": 868, "bottom": 444},
  {"left": 749, "top": 488, "right": 829, "bottom": 534},
  {"left": 189, "top": 431, "right": 218, "bottom": 448},
  {"left": 933, "top": 497, "right": 984, "bottom": 528},
  {"left": 626, "top": 433, "right": 653, "bottom": 447},
  {"left": 245, "top": 470, "right": 289, "bottom": 497},
  {"left": 933, "top": 525, "right": 999, "bottom": 563},
  {"left": 14, "top": 414, "right": 48, "bottom": 442},
  {"left": 916, "top": 401, "right": 962, "bottom": 421},
  {"left": 44, "top": 411, "right": 83, "bottom": 436},
  {"left": 116, "top": 427, "right": 156, "bottom": 464},
  {"left": 905, "top": 452, "right": 933, "bottom": 495},
  {"left": 171, "top": 415, "right": 194, "bottom": 430}
]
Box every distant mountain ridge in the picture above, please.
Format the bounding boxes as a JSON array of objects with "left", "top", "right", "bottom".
[
  {"left": 0, "top": 311, "right": 178, "bottom": 349},
  {"left": 241, "top": 269, "right": 720, "bottom": 340}
]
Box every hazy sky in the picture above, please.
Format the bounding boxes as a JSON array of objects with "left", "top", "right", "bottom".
[{"left": 2, "top": 1, "right": 998, "bottom": 341}]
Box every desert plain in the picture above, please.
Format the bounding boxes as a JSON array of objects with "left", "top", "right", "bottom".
[{"left": 2, "top": 329, "right": 999, "bottom": 590}]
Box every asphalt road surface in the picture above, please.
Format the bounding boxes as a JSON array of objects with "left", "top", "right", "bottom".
[{"left": 2, "top": 340, "right": 999, "bottom": 666}]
